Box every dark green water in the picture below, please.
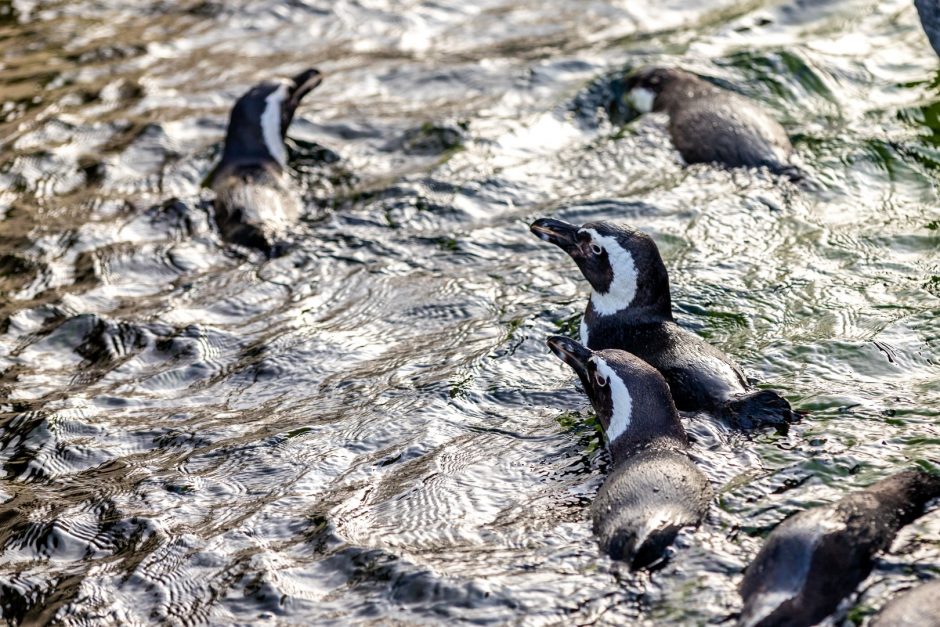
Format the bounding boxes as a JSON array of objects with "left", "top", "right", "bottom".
[{"left": 0, "top": 0, "right": 938, "bottom": 624}]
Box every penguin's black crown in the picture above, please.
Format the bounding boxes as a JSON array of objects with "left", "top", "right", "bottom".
[{"left": 623, "top": 67, "right": 685, "bottom": 96}]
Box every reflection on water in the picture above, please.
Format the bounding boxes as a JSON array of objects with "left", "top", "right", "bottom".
[{"left": 0, "top": 0, "right": 939, "bottom": 624}]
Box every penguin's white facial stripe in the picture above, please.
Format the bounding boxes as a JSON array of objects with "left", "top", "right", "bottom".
[
  {"left": 261, "top": 83, "right": 290, "bottom": 167},
  {"left": 591, "top": 356, "right": 632, "bottom": 444},
  {"left": 579, "top": 228, "right": 637, "bottom": 316},
  {"left": 627, "top": 87, "right": 656, "bottom": 113}
]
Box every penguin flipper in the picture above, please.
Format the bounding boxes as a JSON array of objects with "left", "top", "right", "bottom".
[{"left": 721, "top": 389, "right": 797, "bottom": 433}]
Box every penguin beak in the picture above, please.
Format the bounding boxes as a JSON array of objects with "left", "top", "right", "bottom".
[
  {"left": 547, "top": 335, "right": 593, "bottom": 386},
  {"left": 287, "top": 68, "right": 323, "bottom": 112},
  {"left": 530, "top": 218, "right": 582, "bottom": 256}
]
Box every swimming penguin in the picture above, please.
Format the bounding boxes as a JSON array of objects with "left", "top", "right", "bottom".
[
  {"left": 531, "top": 217, "right": 795, "bottom": 431},
  {"left": 872, "top": 579, "right": 940, "bottom": 627},
  {"left": 547, "top": 335, "right": 712, "bottom": 569},
  {"left": 739, "top": 470, "right": 940, "bottom": 627},
  {"left": 623, "top": 66, "right": 801, "bottom": 180},
  {"left": 208, "top": 68, "right": 323, "bottom": 255},
  {"left": 916, "top": 0, "right": 940, "bottom": 58}
]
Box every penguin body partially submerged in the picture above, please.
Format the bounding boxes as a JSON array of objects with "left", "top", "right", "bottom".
[
  {"left": 624, "top": 66, "right": 800, "bottom": 180},
  {"left": 547, "top": 336, "right": 712, "bottom": 569},
  {"left": 532, "top": 217, "right": 795, "bottom": 431},
  {"left": 209, "top": 68, "right": 323, "bottom": 255},
  {"left": 739, "top": 470, "right": 940, "bottom": 627}
]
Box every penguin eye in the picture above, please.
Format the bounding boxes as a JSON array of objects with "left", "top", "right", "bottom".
[
  {"left": 590, "top": 243, "right": 603, "bottom": 256},
  {"left": 594, "top": 372, "right": 608, "bottom": 387}
]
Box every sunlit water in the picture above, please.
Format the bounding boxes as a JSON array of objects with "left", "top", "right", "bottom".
[{"left": 0, "top": 0, "right": 939, "bottom": 624}]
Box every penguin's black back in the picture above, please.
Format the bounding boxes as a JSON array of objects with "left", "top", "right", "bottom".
[
  {"left": 592, "top": 445, "right": 712, "bottom": 569},
  {"left": 584, "top": 315, "right": 748, "bottom": 412},
  {"left": 667, "top": 89, "right": 793, "bottom": 173},
  {"left": 739, "top": 470, "right": 940, "bottom": 627},
  {"left": 635, "top": 68, "right": 795, "bottom": 176},
  {"left": 219, "top": 83, "right": 281, "bottom": 169}
]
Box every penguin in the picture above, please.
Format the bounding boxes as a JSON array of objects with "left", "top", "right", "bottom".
[
  {"left": 739, "top": 470, "right": 940, "bottom": 627},
  {"left": 547, "top": 335, "right": 712, "bottom": 569},
  {"left": 623, "top": 66, "right": 801, "bottom": 180},
  {"left": 531, "top": 217, "right": 795, "bottom": 431},
  {"left": 916, "top": 0, "right": 940, "bottom": 58},
  {"left": 208, "top": 68, "right": 323, "bottom": 255},
  {"left": 872, "top": 579, "right": 940, "bottom": 627}
]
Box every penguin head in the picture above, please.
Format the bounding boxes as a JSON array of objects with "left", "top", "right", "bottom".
[
  {"left": 530, "top": 217, "right": 672, "bottom": 320},
  {"left": 547, "top": 336, "right": 686, "bottom": 459},
  {"left": 622, "top": 66, "right": 687, "bottom": 114},
  {"left": 220, "top": 68, "right": 323, "bottom": 169}
]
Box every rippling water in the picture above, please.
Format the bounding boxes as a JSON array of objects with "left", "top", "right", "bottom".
[{"left": 1, "top": 0, "right": 939, "bottom": 624}]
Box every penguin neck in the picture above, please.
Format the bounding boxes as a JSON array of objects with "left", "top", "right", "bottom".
[
  {"left": 585, "top": 291, "right": 673, "bottom": 327},
  {"left": 597, "top": 366, "right": 687, "bottom": 464},
  {"left": 219, "top": 129, "right": 286, "bottom": 173},
  {"left": 259, "top": 84, "right": 290, "bottom": 167},
  {"left": 607, "top": 422, "right": 687, "bottom": 463}
]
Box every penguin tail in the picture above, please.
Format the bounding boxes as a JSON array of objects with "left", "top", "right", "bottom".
[
  {"left": 630, "top": 524, "right": 683, "bottom": 571},
  {"left": 721, "top": 390, "right": 798, "bottom": 434},
  {"left": 601, "top": 524, "right": 680, "bottom": 571}
]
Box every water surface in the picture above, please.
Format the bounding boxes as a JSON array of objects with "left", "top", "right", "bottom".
[{"left": 1, "top": 0, "right": 939, "bottom": 624}]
